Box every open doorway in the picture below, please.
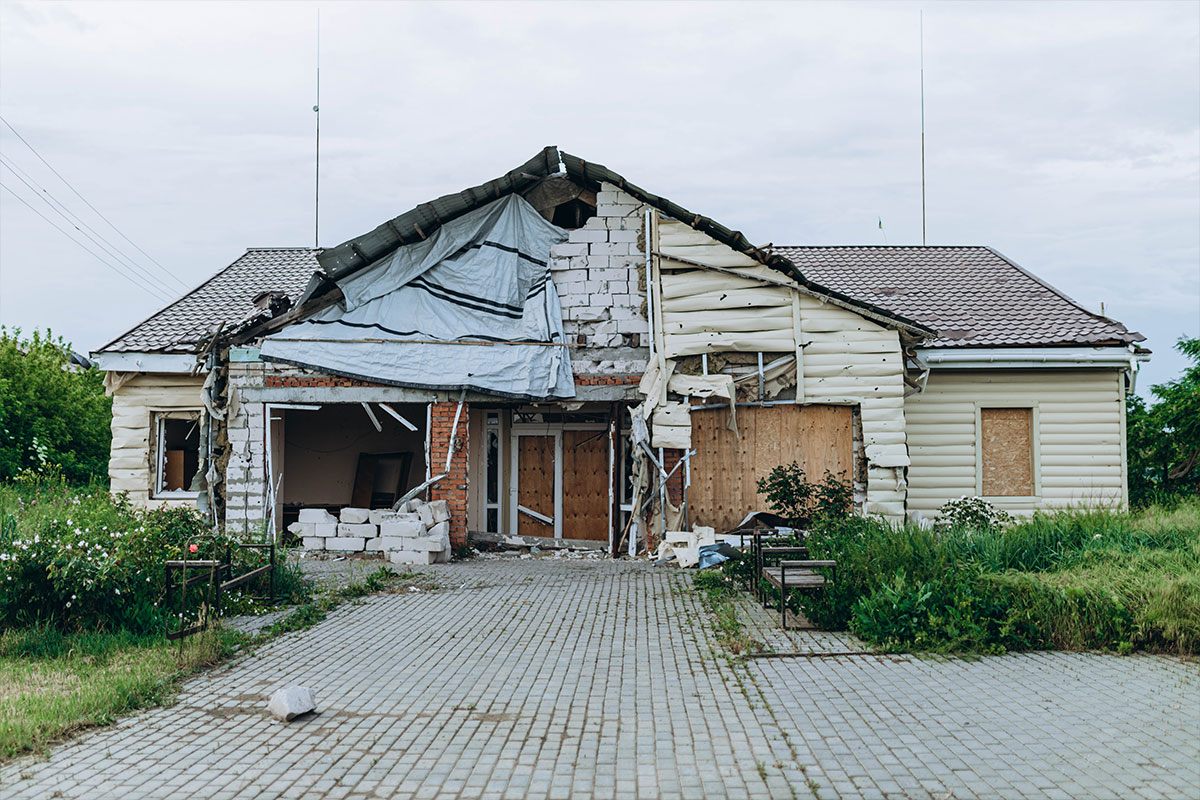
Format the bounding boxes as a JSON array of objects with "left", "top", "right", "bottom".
[{"left": 269, "top": 402, "right": 428, "bottom": 532}]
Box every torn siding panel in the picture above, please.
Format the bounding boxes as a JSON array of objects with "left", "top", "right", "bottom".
[
  {"left": 905, "top": 368, "right": 1126, "bottom": 515},
  {"left": 643, "top": 217, "right": 913, "bottom": 523},
  {"left": 108, "top": 373, "right": 205, "bottom": 506}
]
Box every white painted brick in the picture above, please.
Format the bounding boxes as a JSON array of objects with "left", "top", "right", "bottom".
[
  {"left": 339, "top": 507, "right": 370, "bottom": 523},
  {"left": 556, "top": 268, "right": 589, "bottom": 283},
  {"left": 583, "top": 280, "right": 607, "bottom": 293},
  {"left": 590, "top": 242, "right": 631, "bottom": 256},
  {"left": 313, "top": 522, "right": 338, "bottom": 538},
  {"left": 302, "top": 537, "right": 326, "bottom": 550},
  {"left": 548, "top": 258, "right": 572, "bottom": 271},
  {"left": 299, "top": 508, "right": 337, "bottom": 523},
  {"left": 607, "top": 229, "right": 639, "bottom": 243},
  {"left": 595, "top": 190, "right": 623, "bottom": 205},
  {"left": 589, "top": 294, "right": 613, "bottom": 307},
  {"left": 325, "top": 537, "right": 365, "bottom": 551},
  {"left": 337, "top": 523, "right": 376, "bottom": 537},
  {"left": 368, "top": 509, "right": 404, "bottom": 526},
  {"left": 227, "top": 428, "right": 249, "bottom": 443},
  {"left": 570, "top": 229, "right": 608, "bottom": 243},
  {"left": 377, "top": 536, "right": 418, "bottom": 551},
  {"left": 379, "top": 519, "right": 425, "bottom": 538},
  {"left": 550, "top": 243, "right": 587, "bottom": 257}
]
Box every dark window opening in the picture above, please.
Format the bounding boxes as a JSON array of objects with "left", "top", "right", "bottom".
[{"left": 158, "top": 417, "right": 200, "bottom": 493}]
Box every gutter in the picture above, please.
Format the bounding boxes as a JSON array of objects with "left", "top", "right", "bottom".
[{"left": 918, "top": 345, "right": 1150, "bottom": 375}]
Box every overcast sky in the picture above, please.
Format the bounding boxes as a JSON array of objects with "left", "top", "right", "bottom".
[{"left": 1, "top": 0, "right": 1196, "bottom": 394}]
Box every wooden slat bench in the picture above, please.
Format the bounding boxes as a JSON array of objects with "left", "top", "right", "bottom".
[{"left": 760, "top": 556, "right": 837, "bottom": 629}]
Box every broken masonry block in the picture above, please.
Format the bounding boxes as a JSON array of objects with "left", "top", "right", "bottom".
[
  {"left": 268, "top": 685, "right": 316, "bottom": 722},
  {"left": 288, "top": 521, "right": 315, "bottom": 536},
  {"left": 324, "top": 537, "right": 366, "bottom": 552},
  {"left": 337, "top": 523, "right": 376, "bottom": 538},
  {"left": 388, "top": 549, "right": 437, "bottom": 566},
  {"left": 427, "top": 500, "right": 451, "bottom": 524},
  {"left": 427, "top": 521, "right": 451, "bottom": 550},
  {"left": 417, "top": 504, "right": 436, "bottom": 527},
  {"left": 435, "top": 548, "right": 450, "bottom": 563},
  {"left": 408, "top": 535, "right": 444, "bottom": 553},
  {"left": 339, "top": 507, "right": 371, "bottom": 524},
  {"left": 378, "top": 519, "right": 424, "bottom": 538},
  {"left": 364, "top": 538, "right": 385, "bottom": 551},
  {"left": 313, "top": 522, "right": 337, "bottom": 538},
  {"left": 376, "top": 536, "right": 413, "bottom": 552},
  {"left": 298, "top": 508, "right": 337, "bottom": 524},
  {"left": 301, "top": 537, "right": 326, "bottom": 550},
  {"left": 368, "top": 509, "right": 404, "bottom": 526}
]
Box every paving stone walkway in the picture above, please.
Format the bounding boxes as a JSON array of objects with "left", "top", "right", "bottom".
[{"left": 1, "top": 558, "right": 1197, "bottom": 799}]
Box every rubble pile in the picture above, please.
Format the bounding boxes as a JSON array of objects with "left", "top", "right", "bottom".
[{"left": 287, "top": 499, "right": 452, "bottom": 565}]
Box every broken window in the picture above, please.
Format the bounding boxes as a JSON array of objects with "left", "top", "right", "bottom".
[
  {"left": 980, "top": 407, "right": 1034, "bottom": 497},
  {"left": 153, "top": 412, "right": 200, "bottom": 497}
]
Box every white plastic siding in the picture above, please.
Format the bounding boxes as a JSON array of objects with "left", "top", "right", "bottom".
[
  {"left": 656, "top": 218, "right": 910, "bottom": 520},
  {"left": 905, "top": 369, "right": 1127, "bottom": 515},
  {"left": 108, "top": 373, "right": 205, "bottom": 506}
]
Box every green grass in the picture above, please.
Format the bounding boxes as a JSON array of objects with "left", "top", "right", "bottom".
[
  {"left": 693, "top": 570, "right": 756, "bottom": 656},
  {"left": 0, "top": 626, "right": 241, "bottom": 760}
]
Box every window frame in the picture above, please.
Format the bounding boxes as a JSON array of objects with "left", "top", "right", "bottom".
[
  {"left": 974, "top": 402, "right": 1040, "bottom": 500},
  {"left": 151, "top": 409, "right": 202, "bottom": 500}
]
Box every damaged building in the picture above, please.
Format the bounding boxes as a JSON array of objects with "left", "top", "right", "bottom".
[{"left": 91, "top": 146, "right": 1148, "bottom": 556}]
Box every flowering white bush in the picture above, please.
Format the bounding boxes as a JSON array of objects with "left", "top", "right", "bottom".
[
  {"left": 937, "top": 496, "right": 1014, "bottom": 532},
  {"left": 0, "top": 476, "right": 259, "bottom": 632}
]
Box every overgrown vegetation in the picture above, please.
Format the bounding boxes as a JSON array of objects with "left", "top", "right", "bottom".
[
  {"left": 728, "top": 466, "right": 1200, "bottom": 655},
  {"left": 800, "top": 502, "right": 1198, "bottom": 654},
  {"left": 755, "top": 463, "right": 853, "bottom": 528},
  {"left": 1127, "top": 335, "right": 1200, "bottom": 506},
  {"left": 693, "top": 570, "right": 755, "bottom": 655},
  {"left": 0, "top": 327, "right": 112, "bottom": 485},
  {"left": 0, "top": 475, "right": 289, "bottom": 634}
]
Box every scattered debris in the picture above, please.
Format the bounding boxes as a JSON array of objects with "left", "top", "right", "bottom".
[
  {"left": 287, "top": 499, "right": 451, "bottom": 565},
  {"left": 268, "top": 685, "right": 316, "bottom": 722}
]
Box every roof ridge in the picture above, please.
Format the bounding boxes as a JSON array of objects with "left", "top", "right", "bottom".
[{"left": 772, "top": 244, "right": 989, "bottom": 250}]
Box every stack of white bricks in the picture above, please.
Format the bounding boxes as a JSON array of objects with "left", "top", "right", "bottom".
[
  {"left": 287, "top": 499, "right": 451, "bottom": 565},
  {"left": 548, "top": 183, "right": 649, "bottom": 375}
]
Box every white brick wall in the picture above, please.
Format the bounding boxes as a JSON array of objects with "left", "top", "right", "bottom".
[{"left": 550, "top": 183, "right": 650, "bottom": 376}]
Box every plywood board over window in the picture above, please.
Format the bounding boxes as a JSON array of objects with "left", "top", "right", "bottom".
[
  {"left": 689, "top": 404, "right": 854, "bottom": 531},
  {"left": 980, "top": 407, "right": 1034, "bottom": 497}
]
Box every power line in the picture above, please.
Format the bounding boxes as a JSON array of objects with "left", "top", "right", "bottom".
[
  {"left": 0, "top": 155, "right": 178, "bottom": 295},
  {"left": 0, "top": 182, "right": 174, "bottom": 303},
  {"left": 0, "top": 114, "right": 189, "bottom": 289}
]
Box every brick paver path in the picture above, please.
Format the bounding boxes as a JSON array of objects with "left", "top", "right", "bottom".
[{"left": 1, "top": 559, "right": 1197, "bottom": 799}]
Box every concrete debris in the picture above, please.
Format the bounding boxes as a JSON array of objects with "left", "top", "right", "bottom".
[
  {"left": 657, "top": 526, "right": 718, "bottom": 568},
  {"left": 268, "top": 685, "right": 316, "bottom": 722},
  {"left": 292, "top": 505, "right": 453, "bottom": 565}
]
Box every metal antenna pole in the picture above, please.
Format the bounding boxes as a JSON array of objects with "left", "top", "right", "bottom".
[
  {"left": 314, "top": 9, "right": 321, "bottom": 249},
  {"left": 920, "top": 10, "right": 926, "bottom": 246}
]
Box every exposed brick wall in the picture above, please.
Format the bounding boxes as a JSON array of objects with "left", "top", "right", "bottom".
[
  {"left": 661, "top": 448, "right": 686, "bottom": 506},
  {"left": 428, "top": 401, "right": 469, "bottom": 548},
  {"left": 264, "top": 375, "right": 384, "bottom": 388},
  {"left": 574, "top": 374, "right": 641, "bottom": 386}
]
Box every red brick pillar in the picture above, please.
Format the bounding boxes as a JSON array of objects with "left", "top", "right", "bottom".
[{"left": 428, "top": 401, "right": 469, "bottom": 548}]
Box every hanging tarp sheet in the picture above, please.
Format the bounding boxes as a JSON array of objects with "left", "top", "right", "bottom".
[{"left": 260, "top": 194, "right": 576, "bottom": 399}]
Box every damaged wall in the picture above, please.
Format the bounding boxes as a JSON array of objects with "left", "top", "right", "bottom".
[
  {"left": 549, "top": 184, "right": 649, "bottom": 382},
  {"left": 645, "top": 218, "right": 913, "bottom": 522},
  {"left": 107, "top": 372, "right": 206, "bottom": 507}
]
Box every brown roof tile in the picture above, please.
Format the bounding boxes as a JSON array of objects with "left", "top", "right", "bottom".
[{"left": 771, "top": 245, "right": 1143, "bottom": 348}]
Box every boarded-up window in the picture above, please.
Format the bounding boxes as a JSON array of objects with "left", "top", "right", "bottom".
[
  {"left": 980, "top": 408, "right": 1033, "bottom": 497},
  {"left": 689, "top": 404, "right": 853, "bottom": 531}
]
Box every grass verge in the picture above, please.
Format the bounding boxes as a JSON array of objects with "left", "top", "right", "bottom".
[{"left": 0, "top": 564, "right": 432, "bottom": 762}]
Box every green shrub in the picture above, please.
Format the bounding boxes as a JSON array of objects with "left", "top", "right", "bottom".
[
  {"left": 754, "top": 464, "right": 852, "bottom": 528},
  {"left": 0, "top": 328, "right": 112, "bottom": 485}
]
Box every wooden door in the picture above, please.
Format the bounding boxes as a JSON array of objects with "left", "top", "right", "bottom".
[
  {"left": 688, "top": 404, "right": 854, "bottom": 531},
  {"left": 516, "top": 435, "right": 556, "bottom": 536},
  {"left": 563, "top": 430, "right": 609, "bottom": 541}
]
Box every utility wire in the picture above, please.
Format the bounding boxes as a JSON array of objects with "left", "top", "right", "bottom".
[
  {"left": 0, "top": 114, "right": 189, "bottom": 289},
  {"left": 0, "top": 155, "right": 177, "bottom": 295},
  {"left": 0, "top": 182, "right": 174, "bottom": 302}
]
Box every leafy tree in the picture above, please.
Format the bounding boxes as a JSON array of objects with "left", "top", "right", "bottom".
[
  {"left": 0, "top": 327, "right": 112, "bottom": 484},
  {"left": 1127, "top": 336, "right": 1200, "bottom": 505}
]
